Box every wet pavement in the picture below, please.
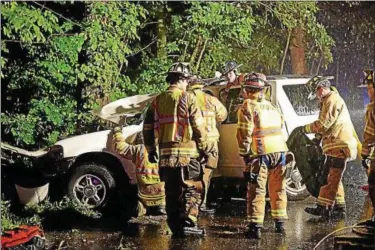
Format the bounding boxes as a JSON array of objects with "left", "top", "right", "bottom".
[{"left": 44, "top": 161, "right": 373, "bottom": 250}]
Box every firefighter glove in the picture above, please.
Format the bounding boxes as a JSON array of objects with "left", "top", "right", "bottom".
[{"left": 295, "top": 126, "right": 307, "bottom": 134}]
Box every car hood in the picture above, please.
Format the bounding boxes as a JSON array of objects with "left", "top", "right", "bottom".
[{"left": 93, "top": 93, "right": 157, "bottom": 125}]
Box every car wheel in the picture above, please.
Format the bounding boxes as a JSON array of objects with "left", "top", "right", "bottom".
[
  {"left": 285, "top": 167, "right": 310, "bottom": 201},
  {"left": 68, "top": 162, "right": 115, "bottom": 209}
]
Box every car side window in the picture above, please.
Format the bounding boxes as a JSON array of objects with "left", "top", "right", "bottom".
[{"left": 282, "top": 85, "right": 320, "bottom": 116}]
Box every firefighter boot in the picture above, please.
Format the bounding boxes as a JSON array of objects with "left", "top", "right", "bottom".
[
  {"left": 246, "top": 223, "right": 262, "bottom": 239},
  {"left": 182, "top": 225, "right": 206, "bottom": 236},
  {"left": 148, "top": 205, "right": 167, "bottom": 216},
  {"left": 304, "top": 204, "right": 332, "bottom": 217},
  {"left": 332, "top": 205, "right": 346, "bottom": 219},
  {"left": 199, "top": 204, "right": 216, "bottom": 214},
  {"left": 275, "top": 221, "right": 285, "bottom": 234}
]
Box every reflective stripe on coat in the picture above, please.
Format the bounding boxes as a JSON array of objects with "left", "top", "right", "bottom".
[{"left": 237, "top": 98, "right": 288, "bottom": 157}]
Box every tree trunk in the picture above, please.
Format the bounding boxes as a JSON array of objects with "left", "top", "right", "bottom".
[
  {"left": 156, "top": 6, "right": 167, "bottom": 58},
  {"left": 289, "top": 27, "right": 307, "bottom": 75}
]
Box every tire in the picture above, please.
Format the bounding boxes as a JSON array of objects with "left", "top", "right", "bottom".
[
  {"left": 68, "top": 162, "right": 116, "bottom": 210},
  {"left": 285, "top": 166, "right": 310, "bottom": 201}
]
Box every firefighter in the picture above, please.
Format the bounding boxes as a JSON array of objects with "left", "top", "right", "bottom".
[
  {"left": 298, "top": 76, "right": 359, "bottom": 218},
  {"left": 359, "top": 69, "right": 375, "bottom": 221},
  {"left": 237, "top": 73, "right": 289, "bottom": 239},
  {"left": 143, "top": 62, "right": 209, "bottom": 237},
  {"left": 221, "top": 60, "right": 246, "bottom": 102},
  {"left": 188, "top": 75, "right": 228, "bottom": 214},
  {"left": 112, "top": 127, "right": 166, "bottom": 216}
]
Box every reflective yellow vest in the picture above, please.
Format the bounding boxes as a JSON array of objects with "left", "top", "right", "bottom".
[
  {"left": 304, "top": 91, "right": 359, "bottom": 160},
  {"left": 361, "top": 101, "right": 375, "bottom": 160},
  {"left": 237, "top": 98, "right": 288, "bottom": 157},
  {"left": 189, "top": 85, "right": 228, "bottom": 142},
  {"left": 112, "top": 131, "right": 165, "bottom": 206},
  {"left": 143, "top": 86, "right": 207, "bottom": 158}
]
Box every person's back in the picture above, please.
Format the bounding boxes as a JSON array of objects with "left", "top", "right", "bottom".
[
  {"left": 238, "top": 98, "right": 288, "bottom": 156},
  {"left": 148, "top": 86, "right": 203, "bottom": 158}
]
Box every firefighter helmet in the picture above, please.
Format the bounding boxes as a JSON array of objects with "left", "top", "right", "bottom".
[
  {"left": 167, "top": 62, "right": 192, "bottom": 78},
  {"left": 358, "top": 69, "right": 374, "bottom": 88},
  {"left": 242, "top": 72, "right": 269, "bottom": 89},
  {"left": 222, "top": 61, "right": 242, "bottom": 75},
  {"left": 305, "top": 76, "right": 332, "bottom": 100}
]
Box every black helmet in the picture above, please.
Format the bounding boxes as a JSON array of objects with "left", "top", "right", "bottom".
[
  {"left": 167, "top": 62, "right": 192, "bottom": 78},
  {"left": 305, "top": 76, "right": 331, "bottom": 100},
  {"left": 222, "top": 61, "right": 242, "bottom": 75},
  {"left": 358, "top": 69, "right": 374, "bottom": 88}
]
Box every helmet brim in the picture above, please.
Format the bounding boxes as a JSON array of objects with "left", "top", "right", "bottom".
[
  {"left": 222, "top": 64, "right": 242, "bottom": 76},
  {"left": 167, "top": 71, "right": 191, "bottom": 78}
]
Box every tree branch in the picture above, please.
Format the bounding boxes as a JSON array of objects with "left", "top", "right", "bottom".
[
  {"left": 32, "top": 1, "right": 83, "bottom": 28},
  {"left": 280, "top": 29, "right": 291, "bottom": 75},
  {"left": 126, "top": 37, "right": 157, "bottom": 58},
  {"left": 195, "top": 38, "right": 209, "bottom": 73}
]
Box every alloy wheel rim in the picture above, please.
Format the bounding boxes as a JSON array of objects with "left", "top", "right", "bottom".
[{"left": 73, "top": 174, "right": 106, "bottom": 208}]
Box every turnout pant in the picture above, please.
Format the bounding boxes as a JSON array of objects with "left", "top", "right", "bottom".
[
  {"left": 245, "top": 152, "right": 288, "bottom": 226},
  {"left": 317, "top": 156, "right": 347, "bottom": 208},
  {"left": 368, "top": 160, "right": 375, "bottom": 213},
  {"left": 159, "top": 158, "right": 204, "bottom": 234},
  {"left": 202, "top": 142, "right": 219, "bottom": 206}
]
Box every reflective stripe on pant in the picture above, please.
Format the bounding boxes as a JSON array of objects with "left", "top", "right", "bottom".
[
  {"left": 138, "top": 182, "right": 166, "bottom": 207},
  {"left": 335, "top": 182, "right": 345, "bottom": 207},
  {"left": 246, "top": 152, "right": 288, "bottom": 225},
  {"left": 317, "top": 156, "right": 347, "bottom": 208},
  {"left": 368, "top": 160, "right": 375, "bottom": 212}
]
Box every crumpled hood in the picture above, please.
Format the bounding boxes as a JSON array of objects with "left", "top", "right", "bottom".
[{"left": 93, "top": 93, "right": 158, "bottom": 125}]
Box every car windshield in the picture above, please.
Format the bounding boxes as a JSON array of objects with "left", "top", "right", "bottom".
[{"left": 282, "top": 85, "right": 320, "bottom": 116}]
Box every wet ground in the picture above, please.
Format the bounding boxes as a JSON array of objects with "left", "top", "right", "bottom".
[{"left": 44, "top": 161, "right": 373, "bottom": 250}]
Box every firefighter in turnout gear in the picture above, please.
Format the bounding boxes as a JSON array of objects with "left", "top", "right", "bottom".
[
  {"left": 299, "top": 76, "right": 359, "bottom": 218},
  {"left": 221, "top": 61, "right": 246, "bottom": 102},
  {"left": 236, "top": 73, "right": 289, "bottom": 239},
  {"left": 112, "top": 127, "right": 166, "bottom": 216},
  {"left": 143, "top": 62, "right": 209, "bottom": 237},
  {"left": 188, "top": 75, "right": 228, "bottom": 214},
  {"left": 358, "top": 70, "right": 375, "bottom": 222}
]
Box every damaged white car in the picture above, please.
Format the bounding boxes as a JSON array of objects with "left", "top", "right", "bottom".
[{"left": 3, "top": 75, "right": 321, "bottom": 209}]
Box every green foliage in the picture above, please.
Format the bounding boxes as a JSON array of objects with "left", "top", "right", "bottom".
[
  {"left": 1, "top": 1, "right": 335, "bottom": 149},
  {"left": 1, "top": 199, "right": 40, "bottom": 232},
  {"left": 1, "top": 196, "right": 101, "bottom": 232}
]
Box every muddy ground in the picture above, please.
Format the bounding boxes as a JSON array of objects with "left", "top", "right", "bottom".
[{"left": 43, "top": 161, "right": 373, "bottom": 250}]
